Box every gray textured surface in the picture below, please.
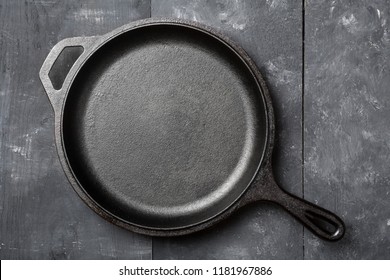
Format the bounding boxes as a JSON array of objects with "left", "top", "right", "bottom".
[
  {"left": 304, "top": 0, "right": 390, "bottom": 259},
  {"left": 1, "top": 0, "right": 389, "bottom": 259},
  {"left": 151, "top": 0, "right": 303, "bottom": 259},
  {"left": 0, "top": 0, "right": 152, "bottom": 260}
]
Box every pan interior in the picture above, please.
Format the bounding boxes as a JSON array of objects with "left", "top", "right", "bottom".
[{"left": 63, "top": 24, "right": 267, "bottom": 229}]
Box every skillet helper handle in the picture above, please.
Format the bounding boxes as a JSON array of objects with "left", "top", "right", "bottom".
[
  {"left": 266, "top": 178, "right": 345, "bottom": 241},
  {"left": 39, "top": 36, "right": 96, "bottom": 112}
]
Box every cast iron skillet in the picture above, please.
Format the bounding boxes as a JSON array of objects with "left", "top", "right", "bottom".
[{"left": 40, "top": 19, "right": 345, "bottom": 241}]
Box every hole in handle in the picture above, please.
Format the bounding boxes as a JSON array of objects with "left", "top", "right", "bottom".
[
  {"left": 304, "top": 210, "right": 341, "bottom": 238},
  {"left": 48, "top": 46, "right": 84, "bottom": 90}
]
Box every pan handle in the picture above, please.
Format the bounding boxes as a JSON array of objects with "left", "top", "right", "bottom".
[
  {"left": 39, "top": 36, "right": 97, "bottom": 112},
  {"left": 266, "top": 177, "right": 345, "bottom": 241},
  {"left": 245, "top": 168, "right": 345, "bottom": 241}
]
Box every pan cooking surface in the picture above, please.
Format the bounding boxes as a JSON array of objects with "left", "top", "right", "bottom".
[{"left": 62, "top": 25, "right": 267, "bottom": 229}]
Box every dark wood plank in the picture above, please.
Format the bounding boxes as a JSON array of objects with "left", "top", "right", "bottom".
[
  {"left": 151, "top": 0, "right": 303, "bottom": 259},
  {"left": 0, "top": 0, "right": 152, "bottom": 259},
  {"left": 304, "top": 1, "right": 390, "bottom": 259}
]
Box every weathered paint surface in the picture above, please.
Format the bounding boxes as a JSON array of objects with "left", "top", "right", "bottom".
[
  {"left": 304, "top": 0, "right": 390, "bottom": 259},
  {"left": 1, "top": 0, "right": 390, "bottom": 259}
]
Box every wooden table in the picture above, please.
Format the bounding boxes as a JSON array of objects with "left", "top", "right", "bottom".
[{"left": 1, "top": 0, "right": 389, "bottom": 259}]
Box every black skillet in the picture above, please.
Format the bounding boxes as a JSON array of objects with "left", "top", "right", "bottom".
[{"left": 40, "top": 19, "right": 345, "bottom": 241}]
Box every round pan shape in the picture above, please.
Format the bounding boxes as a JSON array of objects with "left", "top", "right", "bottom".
[{"left": 40, "top": 19, "right": 345, "bottom": 241}]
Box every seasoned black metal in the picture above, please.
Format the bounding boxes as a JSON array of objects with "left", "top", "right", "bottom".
[{"left": 40, "top": 19, "right": 345, "bottom": 241}]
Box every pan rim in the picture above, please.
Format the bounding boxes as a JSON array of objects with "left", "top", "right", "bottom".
[{"left": 56, "top": 18, "right": 273, "bottom": 234}]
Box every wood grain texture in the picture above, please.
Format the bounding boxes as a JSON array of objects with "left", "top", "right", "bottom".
[
  {"left": 151, "top": 0, "right": 304, "bottom": 259},
  {"left": 3, "top": 0, "right": 388, "bottom": 260},
  {"left": 304, "top": 0, "right": 390, "bottom": 259},
  {"left": 0, "top": 0, "right": 152, "bottom": 259}
]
